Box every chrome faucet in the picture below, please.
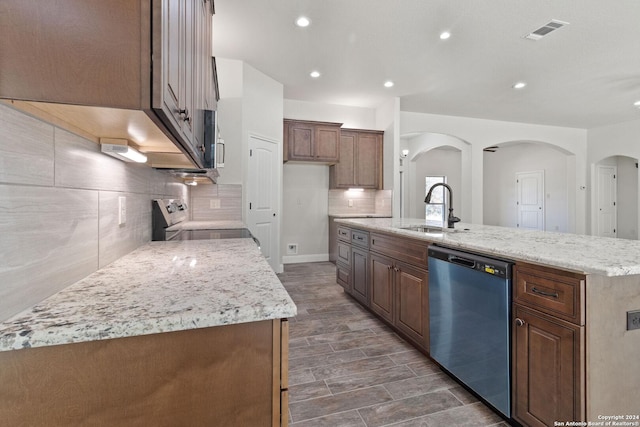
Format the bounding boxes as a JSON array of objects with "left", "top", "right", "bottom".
[{"left": 425, "top": 183, "right": 460, "bottom": 229}]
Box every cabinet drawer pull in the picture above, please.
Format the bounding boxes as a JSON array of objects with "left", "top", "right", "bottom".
[
  {"left": 515, "top": 318, "right": 525, "bottom": 327},
  {"left": 531, "top": 287, "right": 559, "bottom": 299}
]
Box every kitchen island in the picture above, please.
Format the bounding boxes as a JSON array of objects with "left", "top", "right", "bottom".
[
  {"left": 335, "top": 217, "right": 640, "bottom": 425},
  {"left": 0, "top": 238, "right": 296, "bottom": 426}
]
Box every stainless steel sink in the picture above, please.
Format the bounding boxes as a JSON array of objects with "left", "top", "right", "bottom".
[{"left": 400, "top": 225, "right": 448, "bottom": 233}]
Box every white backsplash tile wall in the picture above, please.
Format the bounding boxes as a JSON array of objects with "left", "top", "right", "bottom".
[
  {"left": 190, "top": 184, "right": 242, "bottom": 221},
  {"left": 0, "top": 103, "right": 186, "bottom": 322},
  {"left": 328, "top": 189, "right": 392, "bottom": 216}
]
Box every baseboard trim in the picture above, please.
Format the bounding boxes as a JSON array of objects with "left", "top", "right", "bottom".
[{"left": 282, "top": 254, "right": 329, "bottom": 264}]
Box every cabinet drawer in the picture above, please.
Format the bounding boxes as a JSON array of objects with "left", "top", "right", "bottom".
[
  {"left": 514, "top": 263, "right": 585, "bottom": 325},
  {"left": 337, "top": 242, "right": 351, "bottom": 265},
  {"left": 337, "top": 226, "right": 351, "bottom": 242},
  {"left": 370, "top": 233, "right": 428, "bottom": 267},
  {"left": 351, "top": 230, "right": 369, "bottom": 248},
  {"left": 336, "top": 261, "right": 351, "bottom": 292}
]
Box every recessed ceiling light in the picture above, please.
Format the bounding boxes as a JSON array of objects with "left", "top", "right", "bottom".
[
  {"left": 513, "top": 82, "right": 527, "bottom": 90},
  {"left": 384, "top": 81, "right": 394, "bottom": 88},
  {"left": 634, "top": 100, "right": 640, "bottom": 107},
  {"left": 439, "top": 31, "right": 451, "bottom": 40},
  {"left": 310, "top": 71, "right": 320, "bottom": 78},
  {"left": 296, "top": 16, "right": 310, "bottom": 27}
]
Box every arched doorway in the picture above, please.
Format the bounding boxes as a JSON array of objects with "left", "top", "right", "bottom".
[{"left": 400, "top": 132, "right": 470, "bottom": 222}]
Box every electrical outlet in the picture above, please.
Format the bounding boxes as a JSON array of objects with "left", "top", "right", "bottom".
[
  {"left": 286, "top": 244, "right": 298, "bottom": 255},
  {"left": 348, "top": 199, "right": 354, "bottom": 207},
  {"left": 118, "top": 196, "right": 126, "bottom": 225},
  {"left": 627, "top": 310, "right": 640, "bottom": 330},
  {"left": 209, "top": 199, "right": 221, "bottom": 209}
]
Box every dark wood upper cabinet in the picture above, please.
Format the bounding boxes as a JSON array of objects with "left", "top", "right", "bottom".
[
  {"left": 0, "top": 0, "right": 217, "bottom": 169},
  {"left": 330, "top": 129, "right": 383, "bottom": 189},
  {"left": 283, "top": 119, "right": 341, "bottom": 164}
]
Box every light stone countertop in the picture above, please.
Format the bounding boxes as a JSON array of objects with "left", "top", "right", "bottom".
[
  {"left": 335, "top": 217, "right": 640, "bottom": 277},
  {"left": 329, "top": 213, "right": 392, "bottom": 218},
  {"left": 166, "top": 220, "right": 246, "bottom": 231},
  {"left": 0, "top": 239, "right": 296, "bottom": 352}
]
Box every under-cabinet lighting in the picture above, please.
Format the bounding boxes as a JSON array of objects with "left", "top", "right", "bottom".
[
  {"left": 347, "top": 188, "right": 364, "bottom": 192},
  {"left": 185, "top": 180, "right": 198, "bottom": 186},
  {"left": 100, "top": 138, "right": 147, "bottom": 163}
]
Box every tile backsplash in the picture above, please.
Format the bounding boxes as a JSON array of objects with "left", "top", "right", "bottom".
[
  {"left": 190, "top": 184, "right": 242, "bottom": 221},
  {"left": 0, "top": 103, "right": 186, "bottom": 322},
  {"left": 328, "top": 189, "right": 392, "bottom": 216}
]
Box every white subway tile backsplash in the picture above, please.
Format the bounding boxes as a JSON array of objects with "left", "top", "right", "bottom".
[{"left": 0, "top": 103, "right": 55, "bottom": 186}]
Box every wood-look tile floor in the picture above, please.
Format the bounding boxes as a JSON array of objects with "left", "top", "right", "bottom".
[{"left": 278, "top": 262, "right": 511, "bottom": 427}]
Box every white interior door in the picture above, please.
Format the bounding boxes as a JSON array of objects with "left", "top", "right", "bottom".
[
  {"left": 596, "top": 165, "right": 617, "bottom": 238},
  {"left": 247, "top": 136, "right": 280, "bottom": 271},
  {"left": 516, "top": 170, "right": 545, "bottom": 230}
]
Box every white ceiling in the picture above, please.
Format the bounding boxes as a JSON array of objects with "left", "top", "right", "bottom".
[{"left": 212, "top": 0, "right": 640, "bottom": 129}]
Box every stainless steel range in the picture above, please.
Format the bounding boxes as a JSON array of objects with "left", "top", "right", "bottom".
[{"left": 152, "top": 199, "right": 257, "bottom": 244}]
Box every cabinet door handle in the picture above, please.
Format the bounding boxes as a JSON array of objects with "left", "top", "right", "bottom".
[
  {"left": 178, "top": 108, "right": 191, "bottom": 123},
  {"left": 515, "top": 318, "right": 526, "bottom": 327},
  {"left": 531, "top": 287, "right": 559, "bottom": 299},
  {"left": 393, "top": 266, "right": 399, "bottom": 272}
]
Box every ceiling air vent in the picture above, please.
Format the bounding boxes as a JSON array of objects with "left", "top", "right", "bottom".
[{"left": 524, "top": 19, "right": 569, "bottom": 40}]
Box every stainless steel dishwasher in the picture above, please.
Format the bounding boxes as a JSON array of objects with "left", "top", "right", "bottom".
[{"left": 428, "top": 245, "right": 513, "bottom": 418}]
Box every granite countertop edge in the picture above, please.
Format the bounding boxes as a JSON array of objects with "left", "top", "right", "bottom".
[
  {"left": 334, "top": 217, "right": 640, "bottom": 277},
  {"left": 0, "top": 239, "right": 296, "bottom": 352}
]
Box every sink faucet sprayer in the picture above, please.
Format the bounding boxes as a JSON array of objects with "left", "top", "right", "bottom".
[{"left": 424, "top": 183, "right": 460, "bottom": 229}]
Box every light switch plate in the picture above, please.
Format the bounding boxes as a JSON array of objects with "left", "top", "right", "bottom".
[
  {"left": 210, "top": 199, "right": 221, "bottom": 209},
  {"left": 627, "top": 310, "right": 640, "bottom": 331},
  {"left": 118, "top": 196, "right": 126, "bottom": 225}
]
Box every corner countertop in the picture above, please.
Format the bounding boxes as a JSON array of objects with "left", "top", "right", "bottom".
[
  {"left": 335, "top": 217, "right": 640, "bottom": 277},
  {"left": 0, "top": 239, "right": 296, "bottom": 352}
]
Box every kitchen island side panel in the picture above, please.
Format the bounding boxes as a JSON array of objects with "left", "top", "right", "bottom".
[
  {"left": 585, "top": 274, "right": 640, "bottom": 418},
  {"left": 0, "top": 320, "right": 281, "bottom": 426}
]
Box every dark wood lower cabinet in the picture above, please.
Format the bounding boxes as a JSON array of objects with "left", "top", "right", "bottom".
[
  {"left": 370, "top": 253, "right": 394, "bottom": 322},
  {"left": 351, "top": 247, "right": 369, "bottom": 305},
  {"left": 369, "top": 253, "right": 429, "bottom": 351},
  {"left": 513, "top": 305, "right": 585, "bottom": 427},
  {"left": 394, "top": 261, "right": 429, "bottom": 351}
]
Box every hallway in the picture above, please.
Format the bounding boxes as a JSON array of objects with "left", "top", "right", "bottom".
[{"left": 278, "top": 262, "right": 509, "bottom": 427}]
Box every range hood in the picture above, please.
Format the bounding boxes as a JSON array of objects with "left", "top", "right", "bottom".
[{"left": 165, "top": 168, "right": 220, "bottom": 185}]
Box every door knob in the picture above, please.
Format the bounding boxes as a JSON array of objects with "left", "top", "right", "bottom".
[{"left": 515, "top": 318, "right": 525, "bottom": 327}]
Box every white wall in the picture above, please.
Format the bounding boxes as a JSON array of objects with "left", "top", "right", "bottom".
[
  {"left": 400, "top": 111, "right": 588, "bottom": 233},
  {"left": 282, "top": 100, "right": 378, "bottom": 263},
  {"left": 587, "top": 118, "right": 640, "bottom": 237},
  {"left": 215, "top": 59, "right": 284, "bottom": 271},
  {"left": 282, "top": 164, "right": 329, "bottom": 263},
  {"left": 483, "top": 143, "right": 570, "bottom": 232},
  {"left": 616, "top": 156, "right": 638, "bottom": 239}
]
